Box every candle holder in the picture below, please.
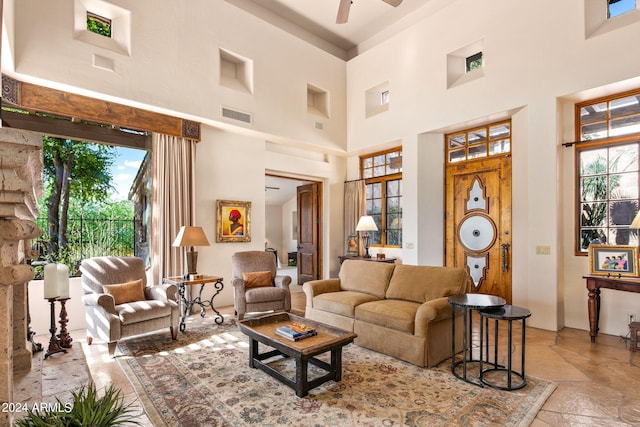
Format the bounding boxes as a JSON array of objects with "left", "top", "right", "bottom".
[
  {"left": 57, "top": 297, "right": 73, "bottom": 348},
  {"left": 44, "top": 297, "right": 66, "bottom": 359}
]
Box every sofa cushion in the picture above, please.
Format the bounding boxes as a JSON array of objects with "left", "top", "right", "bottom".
[
  {"left": 338, "top": 260, "right": 396, "bottom": 299},
  {"left": 103, "top": 279, "right": 145, "bottom": 305},
  {"left": 245, "top": 286, "right": 286, "bottom": 303},
  {"left": 355, "top": 299, "right": 420, "bottom": 334},
  {"left": 313, "top": 291, "right": 380, "bottom": 318},
  {"left": 117, "top": 300, "right": 172, "bottom": 324},
  {"left": 385, "top": 265, "right": 469, "bottom": 303}
]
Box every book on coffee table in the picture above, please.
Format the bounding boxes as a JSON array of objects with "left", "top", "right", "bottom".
[{"left": 276, "top": 323, "right": 317, "bottom": 341}]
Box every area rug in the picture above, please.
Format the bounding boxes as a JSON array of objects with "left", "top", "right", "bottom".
[{"left": 116, "top": 319, "right": 555, "bottom": 427}]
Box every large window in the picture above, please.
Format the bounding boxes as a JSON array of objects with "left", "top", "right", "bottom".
[
  {"left": 360, "top": 148, "right": 402, "bottom": 247},
  {"left": 446, "top": 121, "right": 511, "bottom": 164},
  {"left": 575, "top": 89, "right": 640, "bottom": 253}
]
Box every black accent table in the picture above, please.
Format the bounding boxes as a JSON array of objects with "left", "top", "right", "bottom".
[
  {"left": 479, "top": 305, "right": 531, "bottom": 390},
  {"left": 448, "top": 293, "right": 506, "bottom": 386}
]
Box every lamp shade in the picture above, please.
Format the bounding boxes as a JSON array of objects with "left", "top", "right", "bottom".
[
  {"left": 172, "top": 226, "right": 210, "bottom": 248},
  {"left": 355, "top": 215, "right": 378, "bottom": 232},
  {"left": 631, "top": 211, "right": 640, "bottom": 229}
]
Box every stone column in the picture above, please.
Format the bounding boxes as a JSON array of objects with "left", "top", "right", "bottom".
[{"left": 0, "top": 128, "right": 43, "bottom": 427}]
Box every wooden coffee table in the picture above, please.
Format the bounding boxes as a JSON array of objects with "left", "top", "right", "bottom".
[{"left": 238, "top": 312, "right": 357, "bottom": 397}]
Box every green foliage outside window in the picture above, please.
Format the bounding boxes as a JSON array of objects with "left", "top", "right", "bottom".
[
  {"left": 87, "top": 13, "right": 111, "bottom": 38},
  {"left": 33, "top": 136, "right": 135, "bottom": 277}
]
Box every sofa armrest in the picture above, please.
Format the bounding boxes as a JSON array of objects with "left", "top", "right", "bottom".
[
  {"left": 274, "top": 275, "right": 292, "bottom": 290},
  {"left": 414, "top": 297, "right": 454, "bottom": 337},
  {"left": 145, "top": 283, "right": 178, "bottom": 302},
  {"left": 82, "top": 293, "right": 117, "bottom": 315},
  {"left": 302, "top": 278, "right": 340, "bottom": 308},
  {"left": 232, "top": 277, "right": 246, "bottom": 292}
]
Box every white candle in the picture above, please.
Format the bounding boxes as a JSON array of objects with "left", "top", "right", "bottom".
[
  {"left": 57, "top": 264, "right": 70, "bottom": 299},
  {"left": 43, "top": 263, "right": 59, "bottom": 299}
]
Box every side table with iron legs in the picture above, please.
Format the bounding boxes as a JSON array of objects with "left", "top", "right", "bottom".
[
  {"left": 163, "top": 275, "right": 224, "bottom": 331},
  {"left": 448, "top": 293, "right": 506, "bottom": 386}
]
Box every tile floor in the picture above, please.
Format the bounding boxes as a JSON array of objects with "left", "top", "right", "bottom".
[{"left": 16, "top": 289, "right": 640, "bottom": 426}]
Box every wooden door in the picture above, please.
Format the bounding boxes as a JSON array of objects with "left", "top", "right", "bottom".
[
  {"left": 445, "top": 156, "right": 512, "bottom": 302},
  {"left": 297, "top": 182, "right": 322, "bottom": 285}
]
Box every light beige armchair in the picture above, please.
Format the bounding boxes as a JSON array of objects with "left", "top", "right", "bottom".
[
  {"left": 231, "top": 251, "right": 292, "bottom": 320},
  {"left": 80, "top": 256, "right": 179, "bottom": 356}
]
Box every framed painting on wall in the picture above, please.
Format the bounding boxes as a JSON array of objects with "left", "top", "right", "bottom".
[
  {"left": 216, "top": 199, "right": 251, "bottom": 242},
  {"left": 588, "top": 244, "right": 638, "bottom": 277}
]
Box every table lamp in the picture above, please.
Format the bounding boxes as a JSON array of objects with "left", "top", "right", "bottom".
[
  {"left": 631, "top": 211, "right": 640, "bottom": 231},
  {"left": 356, "top": 215, "right": 378, "bottom": 258},
  {"left": 173, "top": 226, "right": 210, "bottom": 278}
]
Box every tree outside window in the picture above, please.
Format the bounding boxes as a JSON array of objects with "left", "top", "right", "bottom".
[{"left": 575, "top": 89, "right": 640, "bottom": 253}]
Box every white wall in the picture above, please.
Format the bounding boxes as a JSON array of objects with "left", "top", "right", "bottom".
[
  {"left": 265, "top": 204, "right": 284, "bottom": 265},
  {"left": 28, "top": 278, "right": 86, "bottom": 339},
  {"left": 11, "top": 0, "right": 640, "bottom": 336},
  {"left": 7, "top": 0, "right": 347, "bottom": 153},
  {"left": 282, "top": 195, "right": 298, "bottom": 259},
  {"left": 193, "top": 126, "right": 346, "bottom": 308},
  {"left": 345, "top": 0, "right": 640, "bottom": 332}
]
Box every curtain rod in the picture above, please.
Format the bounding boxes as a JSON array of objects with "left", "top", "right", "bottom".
[
  {"left": 344, "top": 178, "right": 365, "bottom": 183},
  {"left": 563, "top": 135, "right": 640, "bottom": 148}
]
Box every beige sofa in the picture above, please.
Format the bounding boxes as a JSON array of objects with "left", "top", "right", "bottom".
[{"left": 303, "top": 260, "right": 470, "bottom": 367}]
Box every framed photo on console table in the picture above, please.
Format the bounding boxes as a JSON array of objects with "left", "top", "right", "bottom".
[
  {"left": 216, "top": 199, "right": 251, "bottom": 242},
  {"left": 346, "top": 234, "right": 359, "bottom": 256},
  {"left": 588, "top": 244, "right": 638, "bottom": 277}
]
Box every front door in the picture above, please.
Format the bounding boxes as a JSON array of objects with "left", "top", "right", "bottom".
[
  {"left": 445, "top": 156, "right": 512, "bottom": 303},
  {"left": 297, "top": 182, "right": 322, "bottom": 285}
]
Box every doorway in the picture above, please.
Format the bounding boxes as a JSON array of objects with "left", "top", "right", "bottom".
[
  {"left": 444, "top": 121, "right": 513, "bottom": 303},
  {"left": 264, "top": 175, "right": 322, "bottom": 286}
]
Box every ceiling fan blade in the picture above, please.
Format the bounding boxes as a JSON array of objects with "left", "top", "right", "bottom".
[
  {"left": 382, "top": 0, "right": 403, "bottom": 6},
  {"left": 336, "top": 0, "right": 351, "bottom": 24}
]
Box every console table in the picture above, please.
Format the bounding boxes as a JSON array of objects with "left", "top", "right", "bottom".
[
  {"left": 163, "top": 275, "right": 224, "bottom": 331},
  {"left": 584, "top": 274, "right": 640, "bottom": 342}
]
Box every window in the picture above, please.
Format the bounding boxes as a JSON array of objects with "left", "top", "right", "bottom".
[
  {"left": 360, "top": 148, "right": 402, "bottom": 247},
  {"left": 381, "top": 90, "right": 390, "bottom": 105},
  {"left": 87, "top": 12, "right": 112, "bottom": 38},
  {"left": 466, "top": 52, "right": 483, "bottom": 72},
  {"left": 608, "top": 0, "right": 636, "bottom": 18},
  {"left": 365, "top": 82, "right": 390, "bottom": 117},
  {"left": 446, "top": 121, "right": 511, "bottom": 164},
  {"left": 575, "top": 89, "right": 640, "bottom": 253}
]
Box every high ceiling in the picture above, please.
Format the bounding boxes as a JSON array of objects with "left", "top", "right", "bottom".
[{"left": 225, "top": 0, "right": 441, "bottom": 60}]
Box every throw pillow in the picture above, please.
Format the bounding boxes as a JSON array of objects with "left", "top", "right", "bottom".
[
  {"left": 102, "top": 279, "right": 145, "bottom": 305},
  {"left": 242, "top": 271, "right": 272, "bottom": 288}
]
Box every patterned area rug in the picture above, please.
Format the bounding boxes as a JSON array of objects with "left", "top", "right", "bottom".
[{"left": 116, "top": 318, "right": 555, "bottom": 427}]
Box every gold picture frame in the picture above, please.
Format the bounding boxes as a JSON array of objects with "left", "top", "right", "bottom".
[
  {"left": 216, "top": 199, "right": 251, "bottom": 243},
  {"left": 588, "top": 244, "right": 638, "bottom": 277}
]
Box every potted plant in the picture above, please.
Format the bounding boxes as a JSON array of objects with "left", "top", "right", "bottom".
[{"left": 14, "top": 383, "right": 139, "bottom": 426}]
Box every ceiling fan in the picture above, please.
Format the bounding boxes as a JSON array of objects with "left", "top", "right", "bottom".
[{"left": 336, "top": 0, "right": 403, "bottom": 24}]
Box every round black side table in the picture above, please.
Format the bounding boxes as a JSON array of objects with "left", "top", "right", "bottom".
[
  {"left": 448, "top": 294, "right": 506, "bottom": 386},
  {"left": 479, "top": 305, "right": 531, "bottom": 390}
]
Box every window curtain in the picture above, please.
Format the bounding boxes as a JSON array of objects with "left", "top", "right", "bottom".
[
  {"left": 150, "top": 133, "right": 196, "bottom": 283},
  {"left": 344, "top": 180, "right": 365, "bottom": 256}
]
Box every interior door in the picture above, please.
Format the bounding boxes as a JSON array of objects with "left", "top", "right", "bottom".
[
  {"left": 297, "top": 182, "right": 322, "bottom": 285},
  {"left": 445, "top": 156, "right": 512, "bottom": 303}
]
